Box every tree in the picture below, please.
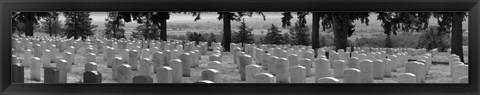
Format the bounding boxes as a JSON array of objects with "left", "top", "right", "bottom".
[
  {"left": 376, "top": 12, "right": 431, "bottom": 48},
  {"left": 108, "top": 12, "right": 170, "bottom": 41},
  {"left": 39, "top": 12, "right": 63, "bottom": 37},
  {"left": 196, "top": 12, "right": 265, "bottom": 51},
  {"left": 263, "top": 24, "right": 288, "bottom": 44},
  {"left": 133, "top": 12, "right": 169, "bottom": 40},
  {"left": 104, "top": 12, "right": 126, "bottom": 39},
  {"left": 63, "top": 12, "right": 98, "bottom": 40},
  {"left": 232, "top": 19, "right": 254, "bottom": 46},
  {"left": 288, "top": 19, "right": 311, "bottom": 46},
  {"left": 417, "top": 26, "right": 450, "bottom": 51},
  {"left": 132, "top": 23, "right": 155, "bottom": 40},
  {"left": 12, "top": 12, "right": 51, "bottom": 37},
  {"left": 207, "top": 33, "right": 217, "bottom": 47},
  {"left": 188, "top": 32, "right": 205, "bottom": 44},
  {"left": 433, "top": 12, "right": 468, "bottom": 63},
  {"left": 312, "top": 12, "right": 321, "bottom": 50},
  {"left": 282, "top": 12, "right": 369, "bottom": 51}
]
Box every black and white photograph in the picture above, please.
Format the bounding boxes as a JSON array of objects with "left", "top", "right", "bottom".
[{"left": 11, "top": 11, "right": 469, "bottom": 83}]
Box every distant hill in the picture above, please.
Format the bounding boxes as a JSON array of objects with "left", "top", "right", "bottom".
[{"left": 90, "top": 13, "right": 469, "bottom": 36}]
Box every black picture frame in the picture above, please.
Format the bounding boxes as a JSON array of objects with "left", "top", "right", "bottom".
[{"left": 1, "top": 0, "right": 479, "bottom": 95}]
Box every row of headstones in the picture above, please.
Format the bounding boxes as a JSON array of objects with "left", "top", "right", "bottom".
[
  {"left": 449, "top": 54, "right": 469, "bottom": 83},
  {"left": 105, "top": 40, "right": 213, "bottom": 83},
  {"left": 229, "top": 48, "right": 408, "bottom": 83},
  {"left": 13, "top": 35, "right": 209, "bottom": 59},
  {"left": 103, "top": 44, "right": 204, "bottom": 69},
  {"left": 83, "top": 58, "right": 223, "bottom": 83},
  {"left": 228, "top": 42, "right": 430, "bottom": 57},
  {"left": 90, "top": 44, "right": 205, "bottom": 83},
  {"left": 230, "top": 44, "right": 444, "bottom": 83},
  {"left": 13, "top": 51, "right": 442, "bottom": 83},
  {"left": 12, "top": 51, "right": 214, "bottom": 83},
  {"left": 13, "top": 38, "right": 213, "bottom": 83},
  {"left": 401, "top": 53, "right": 468, "bottom": 83},
  {"left": 97, "top": 42, "right": 224, "bottom": 83},
  {"left": 232, "top": 45, "right": 414, "bottom": 72},
  {"left": 35, "top": 41, "right": 426, "bottom": 83},
  {"left": 233, "top": 52, "right": 430, "bottom": 83},
  {"left": 10, "top": 56, "right": 449, "bottom": 83},
  {"left": 230, "top": 43, "right": 420, "bottom": 63},
  {"left": 14, "top": 36, "right": 208, "bottom": 70},
  {"left": 344, "top": 46, "right": 431, "bottom": 55},
  {"left": 12, "top": 56, "right": 70, "bottom": 83}
]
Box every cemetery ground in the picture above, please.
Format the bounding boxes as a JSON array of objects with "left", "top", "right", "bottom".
[{"left": 17, "top": 48, "right": 466, "bottom": 83}]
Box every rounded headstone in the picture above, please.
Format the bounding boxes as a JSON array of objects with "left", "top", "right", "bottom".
[
  {"left": 397, "top": 73, "right": 416, "bottom": 83},
  {"left": 255, "top": 73, "right": 276, "bottom": 83},
  {"left": 317, "top": 77, "right": 340, "bottom": 83}
]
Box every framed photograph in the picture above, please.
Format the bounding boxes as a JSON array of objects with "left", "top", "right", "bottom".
[{"left": 2, "top": 0, "right": 479, "bottom": 95}]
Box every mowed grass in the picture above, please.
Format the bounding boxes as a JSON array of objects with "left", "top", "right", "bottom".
[{"left": 18, "top": 47, "right": 460, "bottom": 83}]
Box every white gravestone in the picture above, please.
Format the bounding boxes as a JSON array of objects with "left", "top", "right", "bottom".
[
  {"left": 86, "top": 53, "right": 96, "bottom": 63},
  {"left": 347, "top": 57, "right": 359, "bottom": 69},
  {"left": 208, "top": 61, "right": 222, "bottom": 72},
  {"left": 267, "top": 56, "right": 279, "bottom": 75},
  {"left": 289, "top": 65, "right": 307, "bottom": 83},
  {"left": 179, "top": 53, "right": 192, "bottom": 77},
  {"left": 276, "top": 58, "right": 289, "bottom": 83},
  {"left": 458, "top": 76, "right": 468, "bottom": 83},
  {"left": 453, "top": 64, "right": 468, "bottom": 83},
  {"left": 112, "top": 57, "right": 123, "bottom": 80},
  {"left": 201, "top": 69, "right": 221, "bottom": 83},
  {"left": 343, "top": 68, "right": 361, "bottom": 83},
  {"left": 57, "top": 59, "right": 68, "bottom": 83},
  {"left": 246, "top": 64, "right": 262, "bottom": 83},
  {"left": 397, "top": 73, "right": 416, "bottom": 83},
  {"left": 300, "top": 58, "right": 312, "bottom": 77},
  {"left": 255, "top": 73, "right": 276, "bottom": 83},
  {"left": 288, "top": 54, "right": 299, "bottom": 66},
  {"left": 359, "top": 59, "right": 374, "bottom": 83},
  {"left": 139, "top": 58, "right": 153, "bottom": 76},
  {"left": 317, "top": 77, "right": 340, "bottom": 83},
  {"left": 152, "top": 51, "right": 165, "bottom": 68},
  {"left": 383, "top": 58, "right": 392, "bottom": 77},
  {"left": 239, "top": 54, "right": 252, "bottom": 81},
  {"left": 405, "top": 61, "right": 426, "bottom": 83},
  {"left": 85, "top": 62, "right": 97, "bottom": 71},
  {"left": 315, "top": 58, "right": 331, "bottom": 80},
  {"left": 372, "top": 60, "right": 385, "bottom": 79},
  {"left": 332, "top": 60, "right": 346, "bottom": 78},
  {"left": 117, "top": 64, "right": 133, "bottom": 83},
  {"left": 31, "top": 57, "right": 42, "bottom": 81},
  {"left": 129, "top": 50, "right": 140, "bottom": 71},
  {"left": 170, "top": 59, "right": 183, "bottom": 83}
]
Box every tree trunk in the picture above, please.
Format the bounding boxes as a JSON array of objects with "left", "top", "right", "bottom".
[
  {"left": 222, "top": 12, "right": 232, "bottom": 52},
  {"left": 385, "top": 34, "right": 393, "bottom": 48},
  {"left": 333, "top": 12, "right": 349, "bottom": 51},
  {"left": 25, "top": 13, "right": 35, "bottom": 37},
  {"left": 145, "top": 19, "right": 150, "bottom": 41},
  {"left": 451, "top": 12, "right": 464, "bottom": 63},
  {"left": 49, "top": 20, "right": 53, "bottom": 37},
  {"left": 312, "top": 12, "right": 320, "bottom": 51},
  {"left": 332, "top": 13, "right": 339, "bottom": 51},
  {"left": 160, "top": 18, "right": 167, "bottom": 41},
  {"left": 113, "top": 22, "right": 117, "bottom": 39}
]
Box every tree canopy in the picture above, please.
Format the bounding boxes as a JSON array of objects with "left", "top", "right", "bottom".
[{"left": 63, "top": 12, "right": 98, "bottom": 40}]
